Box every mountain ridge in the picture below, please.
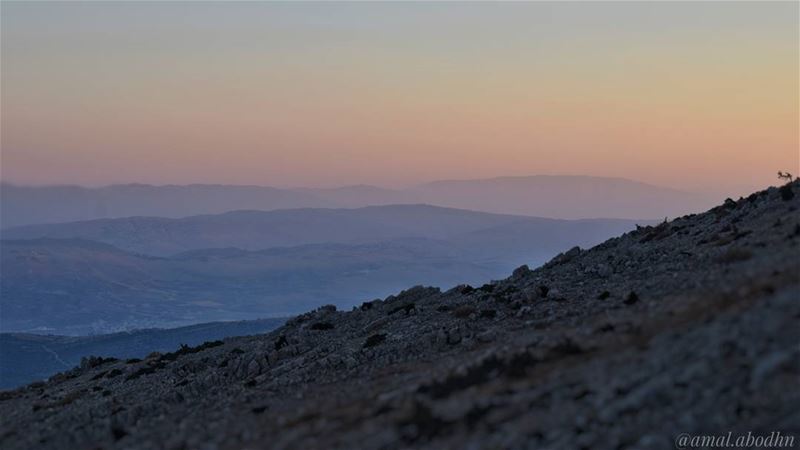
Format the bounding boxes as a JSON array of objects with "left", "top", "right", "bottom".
[
  {"left": 1, "top": 175, "right": 713, "bottom": 228},
  {"left": 2, "top": 204, "right": 646, "bottom": 257}
]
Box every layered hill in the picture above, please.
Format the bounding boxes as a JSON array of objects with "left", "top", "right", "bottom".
[
  {"left": 0, "top": 238, "right": 499, "bottom": 334},
  {"left": 1, "top": 175, "right": 712, "bottom": 228},
  {"left": 2, "top": 204, "right": 644, "bottom": 256},
  {"left": 1, "top": 206, "right": 645, "bottom": 334},
  {"left": 1, "top": 181, "right": 797, "bottom": 449},
  {"left": 0, "top": 183, "right": 326, "bottom": 229}
]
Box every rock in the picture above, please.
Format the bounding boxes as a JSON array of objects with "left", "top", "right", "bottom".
[
  {"left": 512, "top": 265, "right": 531, "bottom": 278},
  {"left": 624, "top": 291, "right": 639, "bottom": 305},
  {"left": 246, "top": 360, "right": 261, "bottom": 377},
  {"left": 594, "top": 264, "right": 613, "bottom": 278},
  {"left": 364, "top": 317, "right": 391, "bottom": 333}
]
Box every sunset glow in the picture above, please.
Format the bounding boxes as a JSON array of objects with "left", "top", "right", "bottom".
[{"left": 2, "top": 2, "right": 797, "bottom": 194}]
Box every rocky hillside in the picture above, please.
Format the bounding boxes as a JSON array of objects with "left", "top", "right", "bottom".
[{"left": 1, "top": 181, "right": 798, "bottom": 450}]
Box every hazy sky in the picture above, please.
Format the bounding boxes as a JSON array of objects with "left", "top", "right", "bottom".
[{"left": 2, "top": 2, "right": 797, "bottom": 193}]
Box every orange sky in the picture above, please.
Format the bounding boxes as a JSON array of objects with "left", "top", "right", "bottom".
[{"left": 1, "top": 2, "right": 797, "bottom": 195}]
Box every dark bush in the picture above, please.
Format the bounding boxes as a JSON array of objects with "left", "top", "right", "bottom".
[
  {"left": 779, "top": 184, "right": 794, "bottom": 201},
  {"left": 360, "top": 301, "right": 372, "bottom": 311},
  {"left": 715, "top": 247, "right": 753, "bottom": 263},
  {"left": 452, "top": 305, "right": 476, "bottom": 318},
  {"left": 537, "top": 285, "right": 550, "bottom": 298},
  {"left": 80, "top": 356, "right": 118, "bottom": 370},
  {"left": 388, "top": 303, "right": 415, "bottom": 315},
  {"left": 160, "top": 340, "right": 224, "bottom": 362},
  {"left": 273, "top": 336, "right": 288, "bottom": 351},
  {"left": 479, "top": 309, "right": 497, "bottom": 319},
  {"left": 111, "top": 427, "right": 128, "bottom": 441},
  {"left": 363, "top": 333, "right": 386, "bottom": 348},
  {"left": 90, "top": 371, "right": 108, "bottom": 381}
]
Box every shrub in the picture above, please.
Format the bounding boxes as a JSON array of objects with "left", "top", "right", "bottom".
[
  {"left": 273, "top": 336, "right": 288, "bottom": 351},
  {"left": 716, "top": 247, "right": 753, "bottom": 263},
  {"left": 537, "top": 285, "right": 550, "bottom": 298},
  {"left": 363, "top": 333, "right": 386, "bottom": 348},
  {"left": 388, "top": 303, "right": 415, "bottom": 315},
  {"left": 160, "top": 340, "right": 224, "bottom": 362},
  {"left": 479, "top": 309, "right": 497, "bottom": 319},
  {"left": 111, "top": 427, "right": 128, "bottom": 441},
  {"left": 125, "top": 365, "right": 161, "bottom": 381},
  {"left": 451, "top": 305, "right": 476, "bottom": 318},
  {"left": 779, "top": 184, "right": 794, "bottom": 201},
  {"left": 80, "top": 356, "right": 117, "bottom": 370},
  {"left": 360, "top": 301, "right": 376, "bottom": 311}
]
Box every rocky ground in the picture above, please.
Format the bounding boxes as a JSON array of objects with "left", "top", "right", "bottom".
[{"left": 1, "top": 181, "right": 798, "bottom": 450}]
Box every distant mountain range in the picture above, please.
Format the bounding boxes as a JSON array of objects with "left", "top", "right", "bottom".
[
  {"left": 0, "top": 318, "right": 286, "bottom": 389},
  {"left": 2, "top": 204, "right": 643, "bottom": 256},
  {"left": 1, "top": 175, "right": 714, "bottom": 228},
  {"left": 1, "top": 205, "right": 649, "bottom": 334}
]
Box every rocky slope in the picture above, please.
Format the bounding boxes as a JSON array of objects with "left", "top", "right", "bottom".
[{"left": 1, "top": 181, "right": 798, "bottom": 450}]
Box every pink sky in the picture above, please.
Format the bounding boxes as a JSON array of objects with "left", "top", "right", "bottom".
[{"left": 2, "top": 2, "right": 797, "bottom": 195}]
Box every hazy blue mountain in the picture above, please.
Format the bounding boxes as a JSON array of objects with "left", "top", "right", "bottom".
[
  {"left": 1, "top": 176, "right": 713, "bottom": 228},
  {"left": 3, "top": 204, "right": 617, "bottom": 256},
  {"left": 412, "top": 175, "right": 714, "bottom": 219},
  {"left": 0, "top": 237, "right": 500, "bottom": 334},
  {"left": 294, "top": 184, "right": 415, "bottom": 208},
  {"left": 0, "top": 183, "right": 328, "bottom": 229},
  {"left": 1, "top": 208, "right": 646, "bottom": 334},
  {"left": 0, "top": 318, "right": 286, "bottom": 389}
]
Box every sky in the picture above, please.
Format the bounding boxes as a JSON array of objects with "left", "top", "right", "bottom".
[{"left": 1, "top": 1, "right": 798, "bottom": 194}]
